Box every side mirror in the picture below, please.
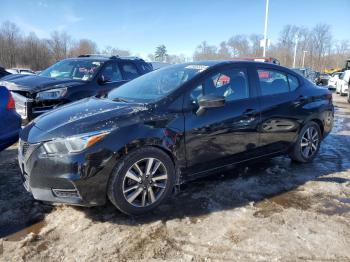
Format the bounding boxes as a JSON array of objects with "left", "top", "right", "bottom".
[
  {"left": 97, "top": 75, "right": 111, "bottom": 85},
  {"left": 196, "top": 95, "right": 225, "bottom": 116}
]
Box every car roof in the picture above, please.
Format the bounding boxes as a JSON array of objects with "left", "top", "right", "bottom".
[
  {"left": 182, "top": 60, "right": 290, "bottom": 71},
  {"left": 63, "top": 55, "right": 147, "bottom": 63}
]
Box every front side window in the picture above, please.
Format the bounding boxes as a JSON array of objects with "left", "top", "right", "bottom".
[
  {"left": 100, "top": 63, "right": 123, "bottom": 82},
  {"left": 190, "top": 68, "right": 249, "bottom": 103},
  {"left": 39, "top": 59, "right": 103, "bottom": 81},
  {"left": 258, "top": 69, "right": 289, "bottom": 96}
]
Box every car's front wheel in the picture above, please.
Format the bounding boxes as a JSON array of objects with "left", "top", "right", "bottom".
[
  {"left": 289, "top": 122, "right": 321, "bottom": 163},
  {"left": 107, "top": 147, "right": 176, "bottom": 215}
]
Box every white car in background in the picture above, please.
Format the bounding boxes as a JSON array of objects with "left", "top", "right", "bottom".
[
  {"left": 6, "top": 68, "right": 36, "bottom": 75},
  {"left": 327, "top": 72, "right": 342, "bottom": 90},
  {"left": 336, "top": 71, "right": 349, "bottom": 96}
]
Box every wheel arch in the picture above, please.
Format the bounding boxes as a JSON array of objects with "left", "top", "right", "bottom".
[
  {"left": 309, "top": 118, "right": 324, "bottom": 136},
  {"left": 112, "top": 139, "right": 182, "bottom": 184}
]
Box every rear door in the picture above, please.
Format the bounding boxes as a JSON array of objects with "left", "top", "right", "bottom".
[
  {"left": 254, "top": 66, "right": 301, "bottom": 153},
  {"left": 183, "top": 64, "right": 261, "bottom": 174},
  {"left": 119, "top": 61, "right": 141, "bottom": 80}
]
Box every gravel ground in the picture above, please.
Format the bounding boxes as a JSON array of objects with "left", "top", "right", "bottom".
[{"left": 1, "top": 94, "right": 350, "bottom": 261}]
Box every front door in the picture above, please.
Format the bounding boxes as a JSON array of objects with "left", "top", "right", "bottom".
[
  {"left": 183, "top": 65, "right": 260, "bottom": 174},
  {"left": 97, "top": 62, "right": 128, "bottom": 96}
]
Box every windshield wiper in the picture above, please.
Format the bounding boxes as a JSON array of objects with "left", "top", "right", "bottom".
[{"left": 112, "top": 97, "right": 129, "bottom": 103}]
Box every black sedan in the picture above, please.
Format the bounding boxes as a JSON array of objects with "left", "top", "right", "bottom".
[{"left": 19, "top": 61, "right": 334, "bottom": 215}]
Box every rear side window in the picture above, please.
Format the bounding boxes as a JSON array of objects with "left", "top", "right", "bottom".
[
  {"left": 258, "top": 69, "right": 289, "bottom": 96},
  {"left": 287, "top": 74, "right": 299, "bottom": 91},
  {"left": 140, "top": 62, "right": 153, "bottom": 73},
  {"left": 120, "top": 62, "right": 139, "bottom": 80}
]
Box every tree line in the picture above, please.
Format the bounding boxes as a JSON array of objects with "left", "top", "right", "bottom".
[
  {"left": 0, "top": 21, "right": 130, "bottom": 70},
  {"left": 0, "top": 20, "right": 349, "bottom": 72},
  {"left": 192, "top": 24, "right": 350, "bottom": 71}
]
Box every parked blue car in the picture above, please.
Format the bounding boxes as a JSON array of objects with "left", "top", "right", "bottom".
[{"left": 0, "top": 86, "right": 21, "bottom": 151}]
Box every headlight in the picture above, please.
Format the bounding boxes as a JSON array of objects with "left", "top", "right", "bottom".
[
  {"left": 43, "top": 131, "right": 110, "bottom": 155},
  {"left": 36, "top": 88, "right": 67, "bottom": 100}
]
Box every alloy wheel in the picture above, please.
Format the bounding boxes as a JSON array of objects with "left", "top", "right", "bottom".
[
  {"left": 122, "top": 158, "right": 168, "bottom": 207},
  {"left": 300, "top": 126, "right": 319, "bottom": 159}
]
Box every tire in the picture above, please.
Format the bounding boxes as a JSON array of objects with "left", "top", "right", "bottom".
[
  {"left": 289, "top": 122, "right": 321, "bottom": 163},
  {"left": 347, "top": 91, "right": 350, "bottom": 103},
  {"left": 107, "top": 147, "right": 176, "bottom": 216}
]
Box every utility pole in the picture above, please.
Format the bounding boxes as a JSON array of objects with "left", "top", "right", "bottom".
[
  {"left": 262, "top": 0, "right": 269, "bottom": 57},
  {"left": 302, "top": 50, "right": 308, "bottom": 68},
  {"left": 292, "top": 35, "right": 298, "bottom": 68}
]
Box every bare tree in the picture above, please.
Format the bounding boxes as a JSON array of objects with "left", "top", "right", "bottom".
[
  {"left": 70, "top": 39, "right": 98, "bottom": 57},
  {"left": 249, "top": 34, "right": 263, "bottom": 57},
  {"left": 217, "top": 41, "right": 231, "bottom": 59},
  {"left": 0, "top": 21, "right": 21, "bottom": 67},
  {"left": 227, "top": 35, "right": 250, "bottom": 57},
  {"left": 21, "top": 32, "right": 51, "bottom": 70},
  {"left": 193, "top": 41, "right": 219, "bottom": 61},
  {"left": 47, "top": 31, "right": 72, "bottom": 61},
  {"left": 311, "top": 24, "right": 332, "bottom": 70}
]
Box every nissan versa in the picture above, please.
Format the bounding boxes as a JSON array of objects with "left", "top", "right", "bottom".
[{"left": 18, "top": 61, "right": 334, "bottom": 215}]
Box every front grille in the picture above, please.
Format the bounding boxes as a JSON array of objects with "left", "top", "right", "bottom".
[
  {"left": 22, "top": 141, "right": 30, "bottom": 157},
  {"left": 19, "top": 140, "right": 40, "bottom": 160}
]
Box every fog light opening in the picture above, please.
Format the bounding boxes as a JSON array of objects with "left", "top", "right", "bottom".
[{"left": 52, "top": 188, "right": 81, "bottom": 198}]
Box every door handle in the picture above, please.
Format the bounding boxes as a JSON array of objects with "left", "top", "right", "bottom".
[
  {"left": 243, "top": 109, "right": 258, "bottom": 117},
  {"left": 298, "top": 95, "right": 307, "bottom": 101}
]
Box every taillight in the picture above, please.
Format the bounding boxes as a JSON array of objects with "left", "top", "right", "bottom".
[{"left": 7, "top": 92, "right": 15, "bottom": 109}]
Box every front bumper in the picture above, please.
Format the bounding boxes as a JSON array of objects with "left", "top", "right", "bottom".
[{"left": 18, "top": 139, "right": 115, "bottom": 206}]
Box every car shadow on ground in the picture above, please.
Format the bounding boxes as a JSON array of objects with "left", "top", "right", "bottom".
[
  {"left": 80, "top": 132, "right": 350, "bottom": 225},
  {"left": 0, "top": 148, "right": 53, "bottom": 238}
]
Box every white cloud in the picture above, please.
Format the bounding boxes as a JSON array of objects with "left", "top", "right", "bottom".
[{"left": 54, "top": 8, "right": 83, "bottom": 32}]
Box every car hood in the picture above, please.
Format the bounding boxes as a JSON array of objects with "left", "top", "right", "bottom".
[
  {"left": 22, "top": 97, "right": 149, "bottom": 143},
  {"left": 0, "top": 74, "right": 84, "bottom": 93}
]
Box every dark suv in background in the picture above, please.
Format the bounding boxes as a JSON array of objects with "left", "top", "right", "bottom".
[
  {"left": 0, "top": 66, "right": 11, "bottom": 79},
  {"left": 0, "top": 55, "right": 152, "bottom": 123}
]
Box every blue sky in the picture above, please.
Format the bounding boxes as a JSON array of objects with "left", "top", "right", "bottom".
[{"left": 0, "top": 0, "right": 349, "bottom": 58}]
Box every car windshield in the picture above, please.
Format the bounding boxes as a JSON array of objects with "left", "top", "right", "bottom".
[
  {"left": 39, "top": 59, "right": 103, "bottom": 81},
  {"left": 107, "top": 64, "right": 208, "bottom": 103}
]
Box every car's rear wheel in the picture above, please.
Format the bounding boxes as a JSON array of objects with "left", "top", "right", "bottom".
[
  {"left": 107, "top": 147, "right": 175, "bottom": 215},
  {"left": 347, "top": 90, "right": 350, "bottom": 103},
  {"left": 289, "top": 122, "right": 321, "bottom": 163}
]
